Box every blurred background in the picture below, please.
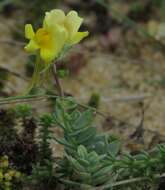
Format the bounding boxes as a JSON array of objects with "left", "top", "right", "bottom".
[{"left": 0, "top": 0, "right": 165, "bottom": 152}]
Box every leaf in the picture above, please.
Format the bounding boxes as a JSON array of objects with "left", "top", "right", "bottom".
[
  {"left": 77, "top": 158, "right": 90, "bottom": 167},
  {"left": 57, "top": 69, "right": 69, "bottom": 78},
  {"left": 68, "top": 156, "right": 85, "bottom": 172},
  {"left": 88, "top": 151, "right": 99, "bottom": 165},
  {"left": 60, "top": 178, "right": 81, "bottom": 187},
  {"left": 76, "top": 127, "right": 96, "bottom": 144},
  {"left": 93, "top": 173, "right": 109, "bottom": 186},
  {"left": 80, "top": 184, "right": 93, "bottom": 190},
  {"left": 70, "top": 110, "right": 81, "bottom": 121},
  {"left": 54, "top": 98, "right": 65, "bottom": 125},
  {"left": 78, "top": 171, "right": 91, "bottom": 182},
  {"left": 160, "top": 0, "right": 165, "bottom": 20},
  {"left": 89, "top": 163, "right": 102, "bottom": 173},
  {"left": 53, "top": 137, "right": 75, "bottom": 149},
  {"left": 108, "top": 140, "right": 121, "bottom": 156},
  {"left": 73, "top": 110, "right": 93, "bottom": 129},
  {"left": 93, "top": 165, "right": 113, "bottom": 178},
  {"left": 62, "top": 97, "right": 77, "bottom": 110},
  {"left": 77, "top": 145, "right": 88, "bottom": 159},
  {"left": 68, "top": 126, "right": 91, "bottom": 137}
]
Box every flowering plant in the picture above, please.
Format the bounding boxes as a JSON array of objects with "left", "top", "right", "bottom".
[{"left": 24, "top": 9, "right": 88, "bottom": 92}]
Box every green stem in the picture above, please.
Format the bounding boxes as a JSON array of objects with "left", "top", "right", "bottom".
[
  {"left": 96, "top": 172, "right": 165, "bottom": 189},
  {"left": 25, "top": 54, "right": 42, "bottom": 94}
]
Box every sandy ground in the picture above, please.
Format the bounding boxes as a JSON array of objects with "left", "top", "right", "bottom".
[{"left": 0, "top": 16, "right": 165, "bottom": 154}]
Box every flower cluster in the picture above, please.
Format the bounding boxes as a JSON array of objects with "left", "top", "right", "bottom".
[
  {"left": 0, "top": 156, "right": 21, "bottom": 190},
  {"left": 25, "top": 9, "right": 89, "bottom": 63}
]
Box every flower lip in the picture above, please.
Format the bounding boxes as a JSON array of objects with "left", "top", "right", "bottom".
[{"left": 35, "top": 28, "right": 52, "bottom": 48}]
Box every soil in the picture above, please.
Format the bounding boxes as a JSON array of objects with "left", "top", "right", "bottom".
[{"left": 0, "top": 4, "right": 165, "bottom": 156}]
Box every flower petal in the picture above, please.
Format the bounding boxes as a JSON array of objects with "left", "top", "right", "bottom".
[
  {"left": 68, "top": 31, "right": 89, "bottom": 45},
  {"left": 40, "top": 48, "right": 57, "bottom": 63},
  {"left": 24, "top": 39, "right": 39, "bottom": 52},
  {"left": 42, "top": 24, "right": 68, "bottom": 62},
  {"left": 65, "top": 11, "right": 83, "bottom": 38},
  {"left": 44, "top": 9, "right": 65, "bottom": 29},
  {"left": 25, "top": 24, "right": 35, "bottom": 39},
  {"left": 52, "top": 24, "right": 68, "bottom": 53},
  {"left": 38, "top": 23, "right": 68, "bottom": 62}
]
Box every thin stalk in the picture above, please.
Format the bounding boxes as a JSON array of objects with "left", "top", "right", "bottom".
[
  {"left": 60, "top": 173, "right": 165, "bottom": 190},
  {"left": 95, "top": 173, "right": 165, "bottom": 189},
  {"left": 52, "top": 63, "right": 64, "bottom": 97}
]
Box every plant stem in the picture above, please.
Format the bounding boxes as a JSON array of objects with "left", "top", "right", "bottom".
[
  {"left": 95, "top": 173, "right": 165, "bottom": 190},
  {"left": 59, "top": 173, "right": 165, "bottom": 190},
  {"left": 52, "top": 63, "right": 64, "bottom": 97}
]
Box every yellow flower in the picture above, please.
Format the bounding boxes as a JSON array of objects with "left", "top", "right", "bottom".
[
  {"left": 13, "top": 171, "right": 21, "bottom": 178},
  {"left": 25, "top": 9, "right": 88, "bottom": 63},
  {"left": 0, "top": 156, "right": 9, "bottom": 168},
  {"left": 4, "top": 173, "right": 12, "bottom": 181},
  {"left": 7, "top": 170, "right": 15, "bottom": 177},
  {"left": 25, "top": 23, "right": 67, "bottom": 63},
  {"left": 4, "top": 181, "right": 11, "bottom": 189},
  {"left": 44, "top": 9, "right": 89, "bottom": 45}
]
